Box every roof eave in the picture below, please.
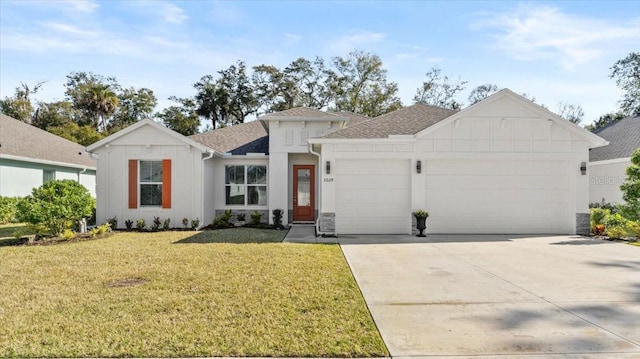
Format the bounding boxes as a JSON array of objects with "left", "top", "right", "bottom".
[{"left": 0, "top": 154, "right": 97, "bottom": 170}]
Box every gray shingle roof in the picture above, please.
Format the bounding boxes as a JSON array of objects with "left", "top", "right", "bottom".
[
  {"left": 189, "top": 120, "right": 269, "bottom": 155},
  {"left": 322, "top": 103, "right": 457, "bottom": 139},
  {"left": 0, "top": 114, "right": 96, "bottom": 168},
  {"left": 260, "top": 107, "right": 340, "bottom": 119},
  {"left": 589, "top": 115, "right": 640, "bottom": 161},
  {"left": 336, "top": 112, "right": 370, "bottom": 126}
]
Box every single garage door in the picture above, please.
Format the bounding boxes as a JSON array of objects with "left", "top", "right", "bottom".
[
  {"left": 425, "top": 159, "right": 572, "bottom": 234},
  {"left": 336, "top": 159, "right": 411, "bottom": 234}
]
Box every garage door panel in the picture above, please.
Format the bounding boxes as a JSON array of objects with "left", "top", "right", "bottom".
[
  {"left": 336, "top": 159, "right": 411, "bottom": 234},
  {"left": 425, "top": 159, "right": 572, "bottom": 234}
]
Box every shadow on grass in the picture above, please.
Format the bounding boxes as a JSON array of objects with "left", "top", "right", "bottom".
[{"left": 174, "top": 227, "right": 287, "bottom": 244}]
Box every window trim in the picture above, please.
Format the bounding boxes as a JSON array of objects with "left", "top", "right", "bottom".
[
  {"left": 225, "top": 164, "right": 268, "bottom": 206},
  {"left": 43, "top": 169, "right": 56, "bottom": 184}
]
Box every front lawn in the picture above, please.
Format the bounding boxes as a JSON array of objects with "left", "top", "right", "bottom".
[{"left": 0, "top": 229, "right": 387, "bottom": 358}]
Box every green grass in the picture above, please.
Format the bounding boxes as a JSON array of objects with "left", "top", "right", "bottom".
[{"left": 0, "top": 229, "right": 387, "bottom": 358}]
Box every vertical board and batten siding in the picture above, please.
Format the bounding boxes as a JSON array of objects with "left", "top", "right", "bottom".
[{"left": 93, "top": 124, "right": 204, "bottom": 227}]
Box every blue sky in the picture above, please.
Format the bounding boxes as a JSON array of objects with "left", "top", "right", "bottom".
[{"left": 1, "top": 0, "right": 638, "bottom": 125}]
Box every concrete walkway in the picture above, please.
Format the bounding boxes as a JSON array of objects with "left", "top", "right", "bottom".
[
  {"left": 283, "top": 225, "right": 338, "bottom": 244},
  {"left": 340, "top": 235, "right": 640, "bottom": 359}
]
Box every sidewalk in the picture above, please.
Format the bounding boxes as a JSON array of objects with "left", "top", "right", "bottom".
[{"left": 283, "top": 225, "right": 337, "bottom": 244}]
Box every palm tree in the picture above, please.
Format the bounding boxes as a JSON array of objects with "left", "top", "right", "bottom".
[{"left": 85, "top": 84, "right": 119, "bottom": 131}]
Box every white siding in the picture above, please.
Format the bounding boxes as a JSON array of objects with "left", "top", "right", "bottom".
[
  {"left": 589, "top": 159, "right": 630, "bottom": 204},
  {"left": 0, "top": 159, "right": 96, "bottom": 197}
]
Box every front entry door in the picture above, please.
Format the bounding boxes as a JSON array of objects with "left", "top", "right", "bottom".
[{"left": 293, "top": 165, "right": 315, "bottom": 222}]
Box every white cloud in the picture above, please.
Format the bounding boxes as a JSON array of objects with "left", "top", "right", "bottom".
[
  {"left": 474, "top": 5, "right": 640, "bottom": 70},
  {"left": 283, "top": 32, "right": 302, "bottom": 45},
  {"left": 161, "top": 3, "right": 188, "bottom": 24},
  {"left": 327, "top": 30, "right": 386, "bottom": 55}
]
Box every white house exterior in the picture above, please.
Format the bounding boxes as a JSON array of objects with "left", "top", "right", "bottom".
[
  {"left": 0, "top": 114, "right": 96, "bottom": 197},
  {"left": 87, "top": 89, "right": 606, "bottom": 235},
  {"left": 588, "top": 115, "right": 640, "bottom": 204}
]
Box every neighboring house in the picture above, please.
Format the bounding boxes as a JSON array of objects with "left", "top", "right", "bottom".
[
  {"left": 0, "top": 114, "right": 96, "bottom": 197},
  {"left": 588, "top": 115, "right": 640, "bottom": 204},
  {"left": 87, "top": 89, "right": 606, "bottom": 235}
]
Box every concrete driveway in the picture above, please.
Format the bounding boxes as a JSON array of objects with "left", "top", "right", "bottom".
[{"left": 339, "top": 235, "right": 640, "bottom": 358}]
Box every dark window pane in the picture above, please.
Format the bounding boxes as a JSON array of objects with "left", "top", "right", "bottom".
[
  {"left": 140, "top": 184, "right": 162, "bottom": 206},
  {"left": 248, "top": 186, "right": 267, "bottom": 205},
  {"left": 225, "top": 185, "right": 245, "bottom": 205},
  {"left": 247, "top": 166, "right": 267, "bottom": 184},
  {"left": 225, "top": 165, "right": 244, "bottom": 185}
]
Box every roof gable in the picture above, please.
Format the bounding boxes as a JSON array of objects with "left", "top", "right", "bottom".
[
  {"left": 86, "top": 119, "right": 210, "bottom": 153},
  {"left": 416, "top": 89, "right": 608, "bottom": 148},
  {"left": 0, "top": 114, "right": 96, "bottom": 168},
  {"left": 320, "top": 103, "right": 457, "bottom": 139},
  {"left": 590, "top": 115, "right": 640, "bottom": 161}
]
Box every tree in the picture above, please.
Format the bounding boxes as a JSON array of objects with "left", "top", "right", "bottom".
[
  {"left": 32, "top": 100, "right": 77, "bottom": 129},
  {"left": 65, "top": 72, "right": 120, "bottom": 130},
  {"left": 157, "top": 97, "right": 200, "bottom": 136},
  {"left": 610, "top": 52, "right": 640, "bottom": 115},
  {"left": 48, "top": 122, "right": 104, "bottom": 146},
  {"left": 193, "top": 61, "right": 258, "bottom": 128},
  {"left": 584, "top": 112, "right": 625, "bottom": 132},
  {"left": 330, "top": 50, "right": 402, "bottom": 117},
  {"left": 16, "top": 179, "right": 95, "bottom": 237},
  {"left": 109, "top": 87, "right": 157, "bottom": 133},
  {"left": 414, "top": 67, "right": 467, "bottom": 110},
  {"left": 0, "top": 82, "right": 44, "bottom": 123},
  {"left": 619, "top": 148, "right": 640, "bottom": 221},
  {"left": 556, "top": 102, "right": 584, "bottom": 124},
  {"left": 468, "top": 84, "right": 499, "bottom": 105}
]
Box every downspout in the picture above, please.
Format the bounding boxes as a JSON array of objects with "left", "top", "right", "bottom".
[
  {"left": 308, "top": 143, "right": 324, "bottom": 237},
  {"left": 78, "top": 168, "right": 87, "bottom": 183},
  {"left": 200, "top": 149, "right": 216, "bottom": 229}
]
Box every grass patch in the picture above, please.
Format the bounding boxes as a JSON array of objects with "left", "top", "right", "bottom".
[{"left": 0, "top": 229, "right": 387, "bottom": 358}]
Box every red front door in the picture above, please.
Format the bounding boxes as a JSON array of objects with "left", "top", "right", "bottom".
[{"left": 293, "top": 165, "right": 315, "bottom": 222}]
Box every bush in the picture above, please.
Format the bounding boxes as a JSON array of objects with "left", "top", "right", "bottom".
[
  {"left": 250, "top": 211, "right": 262, "bottom": 226},
  {"left": 589, "top": 198, "right": 617, "bottom": 213},
  {"left": 590, "top": 208, "right": 611, "bottom": 231},
  {"left": 272, "top": 209, "right": 284, "bottom": 230},
  {"left": 182, "top": 218, "right": 189, "bottom": 229},
  {"left": 212, "top": 210, "right": 233, "bottom": 229},
  {"left": 606, "top": 226, "right": 627, "bottom": 239},
  {"left": 136, "top": 219, "right": 145, "bottom": 231},
  {"left": 16, "top": 180, "right": 95, "bottom": 237},
  {"left": 107, "top": 216, "right": 118, "bottom": 230},
  {"left": 125, "top": 219, "right": 134, "bottom": 230},
  {"left": 60, "top": 229, "right": 76, "bottom": 241},
  {"left": 151, "top": 216, "right": 162, "bottom": 231},
  {"left": 620, "top": 148, "right": 640, "bottom": 221},
  {"left": 163, "top": 218, "right": 171, "bottom": 230},
  {"left": 0, "top": 196, "right": 21, "bottom": 224},
  {"left": 191, "top": 218, "right": 200, "bottom": 230}
]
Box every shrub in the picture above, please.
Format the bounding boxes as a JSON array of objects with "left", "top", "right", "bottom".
[
  {"left": 125, "top": 219, "right": 134, "bottom": 230},
  {"left": 16, "top": 180, "right": 95, "bottom": 237},
  {"left": 272, "top": 209, "right": 284, "bottom": 229},
  {"left": 151, "top": 216, "right": 162, "bottom": 231},
  {"left": 190, "top": 218, "right": 200, "bottom": 230},
  {"left": 236, "top": 213, "right": 246, "bottom": 222},
  {"left": 182, "top": 218, "right": 189, "bottom": 229},
  {"left": 136, "top": 219, "right": 146, "bottom": 231},
  {"left": 163, "top": 218, "right": 171, "bottom": 230},
  {"left": 0, "top": 196, "right": 21, "bottom": 224},
  {"left": 593, "top": 224, "right": 606, "bottom": 235},
  {"left": 60, "top": 229, "right": 75, "bottom": 241},
  {"left": 620, "top": 148, "right": 640, "bottom": 221},
  {"left": 212, "top": 210, "right": 234, "bottom": 229},
  {"left": 589, "top": 198, "right": 617, "bottom": 213},
  {"left": 95, "top": 223, "right": 111, "bottom": 235},
  {"left": 107, "top": 216, "right": 118, "bottom": 230},
  {"left": 250, "top": 211, "right": 262, "bottom": 226},
  {"left": 590, "top": 208, "right": 611, "bottom": 230},
  {"left": 606, "top": 226, "right": 627, "bottom": 239}
]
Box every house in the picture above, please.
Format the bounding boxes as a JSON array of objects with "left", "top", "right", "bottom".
[
  {"left": 87, "top": 89, "right": 607, "bottom": 235},
  {"left": 588, "top": 114, "right": 640, "bottom": 204},
  {"left": 0, "top": 114, "right": 96, "bottom": 197}
]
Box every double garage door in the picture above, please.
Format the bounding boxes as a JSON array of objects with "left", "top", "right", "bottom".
[{"left": 334, "top": 158, "right": 572, "bottom": 234}]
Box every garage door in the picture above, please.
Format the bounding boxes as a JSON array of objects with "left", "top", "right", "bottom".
[
  {"left": 425, "top": 159, "right": 572, "bottom": 234},
  {"left": 335, "top": 159, "right": 411, "bottom": 234}
]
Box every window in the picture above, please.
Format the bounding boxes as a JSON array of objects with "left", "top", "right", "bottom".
[
  {"left": 140, "top": 160, "right": 162, "bottom": 206},
  {"left": 43, "top": 169, "right": 55, "bottom": 184},
  {"left": 225, "top": 165, "right": 267, "bottom": 206}
]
